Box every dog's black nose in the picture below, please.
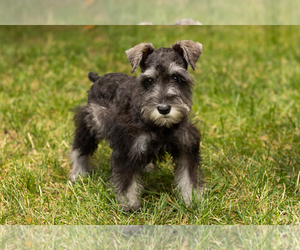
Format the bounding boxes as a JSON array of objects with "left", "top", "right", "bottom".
[{"left": 157, "top": 105, "right": 171, "bottom": 115}]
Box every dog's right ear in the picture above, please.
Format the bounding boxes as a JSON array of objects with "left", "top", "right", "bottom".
[
  {"left": 172, "top": 40, "right": 202, "bottom": 71},
  {"left": 126, "top": 43, "right": 155, "bottom": 73}
]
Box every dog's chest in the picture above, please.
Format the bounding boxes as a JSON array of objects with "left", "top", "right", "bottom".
[{"left": 133, "top": 129, "right": 177, "bottom": 157}]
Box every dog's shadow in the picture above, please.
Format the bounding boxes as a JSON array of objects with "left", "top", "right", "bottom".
[
  {"left": 142, "top": 161, "right": 175, "bottom": 196},
  {"left": 90, "top": 151, "right": 175, "bottom": 197}
]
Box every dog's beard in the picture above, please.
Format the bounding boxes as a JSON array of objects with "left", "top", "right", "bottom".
[{"left": 141, "top": 104, "right": 190, "bottom": 128}]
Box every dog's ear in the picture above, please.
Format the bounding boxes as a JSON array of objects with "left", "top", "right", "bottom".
[
  {"left": 126, "top": 43, "right": 155, "bottom": 73},
  {"left": 172, "top": 40, "right": 202, "bottom": 70}
]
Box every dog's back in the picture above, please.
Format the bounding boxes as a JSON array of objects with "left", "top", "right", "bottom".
[{"left": 87, "top": 72, "right": 136, "bottom": 108}]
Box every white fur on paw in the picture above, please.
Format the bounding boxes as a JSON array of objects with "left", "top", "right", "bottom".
[
  {"left": 117, "top": 176, "right": 142, "bottom": 212},
  {"left": 68, "top": 149, "right": 93, "bottom": 182},
  {"left": 144, "top": 163, "right": 155, "bottom": 173},
  {"left": 175, "top": 166, "right": 203, "bottom": 206}
]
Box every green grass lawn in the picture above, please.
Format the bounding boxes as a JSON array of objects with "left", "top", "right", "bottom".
[{"left": 0, "top": 26, "right": 299, "bottom": 225}]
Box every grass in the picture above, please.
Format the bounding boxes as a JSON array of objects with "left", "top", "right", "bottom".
[{"left": 0, "top": 26, "right": 299, "bottom": 225}]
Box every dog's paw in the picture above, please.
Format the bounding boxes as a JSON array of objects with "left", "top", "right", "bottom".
[
  {"left": 68, "top": 169, "right": 90, "bottom": 183},
  {"left": 119, "top": 203, "right": 142, "bottom": 213},
  {"left": 182, "top": 187, "right": 204, "bottom": 207},
  {"left": 144, "top": 163, "right": 155, "bottom": 173},
  {"left": 118, "top": 195, "right": 142, "bottom": 212},
  {"left": 69, "top": 149, "right": 93, "bottom": 183}
]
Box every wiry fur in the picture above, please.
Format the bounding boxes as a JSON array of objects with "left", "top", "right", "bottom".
[{"left": 69, "top": 40, "right": 204, "bottom": 211}]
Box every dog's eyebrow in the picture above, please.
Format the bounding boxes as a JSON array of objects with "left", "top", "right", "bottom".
[
  {"left": 168, "top": 63, "right": 194, "bottom": 84},
  {"left": 138, "top": 67, "right": 158, "bottom": 79},
  {"left": 168, "top": 63, "right": 186, "bottom": 75}
]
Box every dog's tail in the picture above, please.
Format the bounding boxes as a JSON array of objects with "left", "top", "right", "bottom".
[{"left": 88, "top": 72, "right": 100, "bottom": 82}]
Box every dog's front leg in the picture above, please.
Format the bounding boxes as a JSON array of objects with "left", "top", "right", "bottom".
[
  {"left": 174, "top": 152, "right": 204, "bottom": 207},
  {"left": 110, "top": 153, "right": 143, "bottom": 212},
  {"left": 173, "top": 125, "right": 204, "bottom": 207}
]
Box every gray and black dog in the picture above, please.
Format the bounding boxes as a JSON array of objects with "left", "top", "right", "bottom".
[{"left": 69, "top": 40, "right": 204, "bottom": 211}]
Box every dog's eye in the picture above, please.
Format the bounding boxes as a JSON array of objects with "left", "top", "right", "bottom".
[
  {"left": 173, "top": 75, "right": 179, "bottom": 81},
  {"left": 143, "top": 78, "right": 154, "bottom": 87}
]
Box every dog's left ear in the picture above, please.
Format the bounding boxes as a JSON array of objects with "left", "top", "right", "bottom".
[
  {"left": 126, "top": 43, "right": 155, "bottom": 73},
  {"left": 172, "top": 40, "right": 202, "bottom": 70}
]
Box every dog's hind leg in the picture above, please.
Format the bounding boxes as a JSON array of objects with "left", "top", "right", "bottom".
[{"left": 69, "top": 106, "right": 101, "bottom": 182}]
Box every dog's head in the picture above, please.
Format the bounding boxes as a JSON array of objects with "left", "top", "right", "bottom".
[{"left": 126, "top": 40, "right": 202, "bottom": 128}]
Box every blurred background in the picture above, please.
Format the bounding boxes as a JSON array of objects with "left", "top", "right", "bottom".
[{"left": 0, "top": 0, "right": 299, "bottom": 25}]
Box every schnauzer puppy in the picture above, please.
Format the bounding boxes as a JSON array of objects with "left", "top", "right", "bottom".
[{"left": 69, "top": 40, "right": 204, "bottom": 211}]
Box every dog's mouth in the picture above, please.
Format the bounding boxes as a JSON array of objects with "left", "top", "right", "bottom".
[{"left": 141, "top": 104, "right": 190, "bottom": 128}]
